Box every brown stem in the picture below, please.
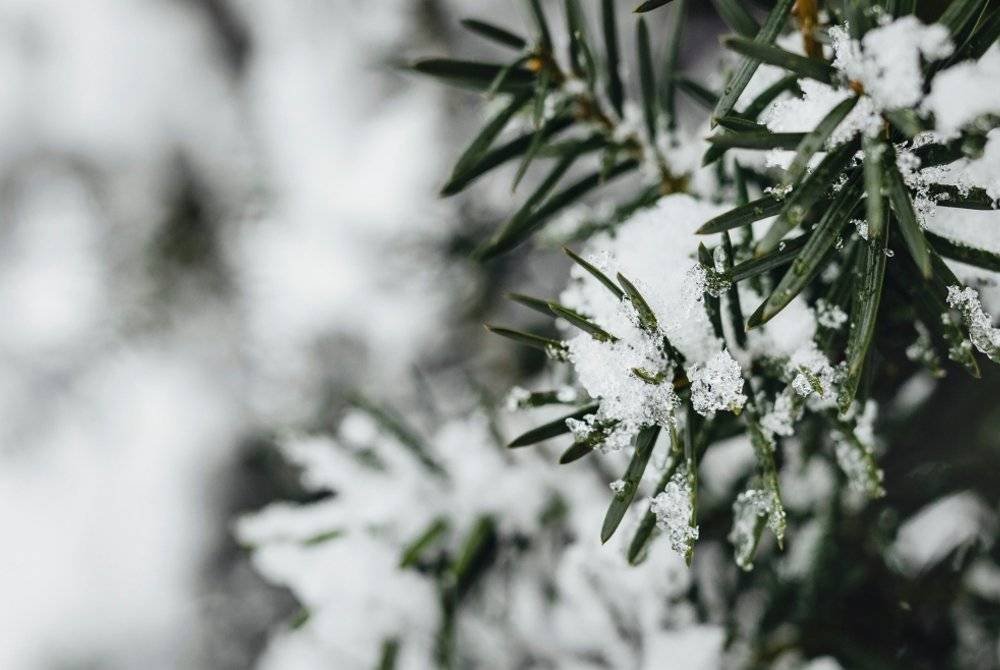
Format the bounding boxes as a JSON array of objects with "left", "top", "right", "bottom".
[{"left": 793, "top": 0, "right": 823, "bottom": 60}]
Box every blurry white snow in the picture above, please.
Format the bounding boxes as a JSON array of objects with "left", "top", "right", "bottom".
[
  {"left": 231, "top": 0, "right": 459, "bottom": 424},
  {"left": 0, "top": 348, "right": 241, "bottom": 668},
  {"left": 891, "top": 492, "right": 996, "bottom": 576},
  {"left": 0, "top": 0, "right": 247, "bottom": 665},
  {"left": 0, "top": 0, "right": 463, "bottom": 667}
]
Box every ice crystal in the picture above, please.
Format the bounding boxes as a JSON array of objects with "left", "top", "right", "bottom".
[
  {"left": 683, "top": 264, "right": 707, "bottom": 304},
  {"left": 791, "top": 373, "right": 813, "bottom": 398},
  {"left": 587, "top": 249, "right": 615, "bottom": 274},
  {"left": 684, "top": 263, "right": 730, "bottom": 301},
  {"left": 947, "top": 286, "right": 1000, "bottom": 362},
  {"left": 609, "top": 479, "right": 626, "bottom": 495},
  {"left": 831, "top": 17, "right": 953, "bottom": 111},
  {"left": 567, "top": 412, "right": 636, "bottom": 453},
  {"left": 566, "top": 414, "right": 594, "bottom": 442},
  {"left": 852, "top": 218, "right": 869, "bottom": 240},
  {"left": 689, "top": 350, "right": 747, "bottom": 416},
  {"left": 894, "top": 147, "right": 939, "bottom": 226},
  {"left": 765, "top": 182, "right": 794, "bottom": 199},
  {"left": 815, "top": 299, "right": 848, "bottom": 330},
  {"left": 928, "top": 133, "right": 1000, "bottom": 205},
  {"left": 651, "top": 465, "right": 699, "bottom": 556},
  {"left": 833, "top": 438, "right": 883, "bottom": 498},
  {"left": 729, "top": 489, "right": 786, "bottom": 571},
  {"left": 712, "top": 245, "right": 727, "bottom": 273},
  {"left": 602, "top": 423, "right": 640, "bottom": 453},
  {"left": 566, "top": 327, "right": 679, "bottom": 450},
  {"left": 566, "top": 414, "right": 598, "bottom": 441},
  {"left": 853, "top": 400, "right": 878, "bottom": 447}
]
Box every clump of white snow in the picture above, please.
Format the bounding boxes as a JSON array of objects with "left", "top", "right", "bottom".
[
  {"left": 815, "top": 299, "right": 848, "bottom": 330},
  {"left": 651, "top": 465, "right": 699, "bottom": 556},
  {"left": 242, "top": 398, "right": 725, "bottom": 669},
  {"left": 831, "top": 17, "right": 953, "bottom": 111},
  {"left": 762, "top": 79, "right": 879, "bottom": 150},
  {"left": 689, "top": 350, "right": 748, "bottom": 416},
  {"left": 560, "top": 195, "right": 731, "bottom": 448},
  {"left": 925, "top": 46, "right": 1000, "bottom": 135}
]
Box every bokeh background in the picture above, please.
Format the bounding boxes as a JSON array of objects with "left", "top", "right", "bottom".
[
  {"left": 2, "top": 1, "right": 998, "bottom": 669},
  {"left": 0, "top": 1, "right": 589, "bottom": 666},
  {"left": 0, "top": 1, "right": 464, "bottom": 666}
]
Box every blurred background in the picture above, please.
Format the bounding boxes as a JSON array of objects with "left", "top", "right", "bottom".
[
  {"left": 0, "top": 1, "right": 612, "bottom": 666},
  {"left": 2, "top": 1, "right": 998, "bottom": 669},
  {"left": 0, "top": 1, "right": 470, "bottom": 666}
]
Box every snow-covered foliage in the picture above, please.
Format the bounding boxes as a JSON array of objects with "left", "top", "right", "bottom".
[
  {"left": 243, "top": 2, "right": 1000, "bottom": 668},
  {"left": 239, "top": 403, "right": 727, "bottom": 669}
]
